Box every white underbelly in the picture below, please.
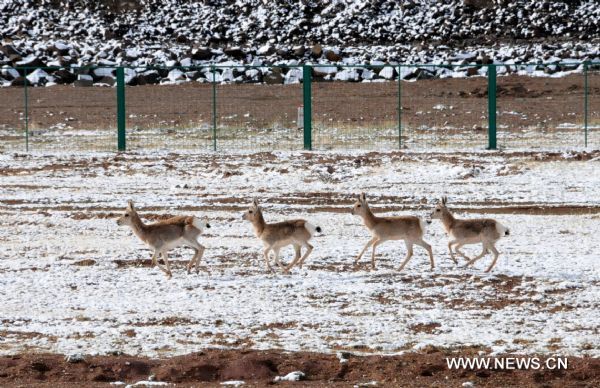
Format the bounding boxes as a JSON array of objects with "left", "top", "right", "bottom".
[
  {"left": 162, "top": 237, "right": 186, "bottom": 251},
  {"left": 449, "top": 232, "right": 482, "bottom": 244}
]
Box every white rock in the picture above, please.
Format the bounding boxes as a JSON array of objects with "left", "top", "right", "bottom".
[
  {"left": 245, "top": 68, "right": 260, "bottom": 80},
  {"left": 274, "top": 371, "right": 305, "bottom": 382},
  {"left": 257, "top": 44, "right": 272, "bottom": 55},
  {"left": 167, "top": 69, "right": 186, "bottom": 82},
  {"left": 313, "top": 66, "right": 337, "bottom": 76},
  {"left": 1, "top": 66, "right": 19, "bottom": 79},
  {"left": 379, "top": 66, "right": 395, "bottom": 79},
  {"left": 125, "top": 48, "right": 142, "bottom": 59},
  {"left": 361, "top": 68, "right": 375, "bottom": 80},
  {"left": 284, "top": 68, "right": 303, "bottom": 84},
  {"left": 124, "top": 68, "right": 137, "bottom": 84},
  {"left": 220, "top": 68, "right": 235, "bottom": 82},
  {"left": 54, "top": 41, "right": 70, "bottom": 51},
  {"left": 64, "top": 353, "right": 85, "bottom": 363},
  {"left": 93, "top": 68, "right": 114, "bottom": 77},
  {"left": 180, "top": 57, "right": 193, "bottom": 67},
  {"left": 203, "top": 68, "right": 221, "bottom": 82},
  {"left": 334, "top": 68, "right": 359, "bottom": 81}
]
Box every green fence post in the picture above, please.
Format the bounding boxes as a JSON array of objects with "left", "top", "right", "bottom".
[
  {"left": 116, "top": 67, "right": 126, "bottom": 151},
  {"left": 487, "top": 64, "right": 497, "bottom": 150},
  {"left": 24, "top": 68, "right": 29, "bottom": 152},
  {"left": 398, "top": 65, "right": 402, "bottom": 149},
  {"left": 584, "top": 61, "right": 589, "bottom": 148},
  {"left": 211, "top": 66, "right": 217, "bottom": 151},
  {"left": 303, "top": 65, "right": 312, "bottom": 150}
]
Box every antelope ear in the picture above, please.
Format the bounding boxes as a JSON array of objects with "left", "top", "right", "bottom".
[
  {"left": 441, "top": 196, "right": 447, "bottom": 205},
  {"left": 359, "top": 192, "right": 366, "bottom": 203},
  {"left": 252, "top": 198, "right": 259, "bottom": 208},
  {"left": 127, "top": 200, "right": 135, "bottom": 211}
]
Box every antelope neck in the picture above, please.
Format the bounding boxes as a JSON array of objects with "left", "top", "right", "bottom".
[
  {"left": 362, "top": 204, "right": 378, "bottom": 229},
  {"left": 129, "top": 212, "right": 148, "bottom": 239},
  {"left": 440, "top": 208, "right": 456, "bottom": 232},
  {"left": 252, "top": 210, "right": 266, "bottom": 236}
]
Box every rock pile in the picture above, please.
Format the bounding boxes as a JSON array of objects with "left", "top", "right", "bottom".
[{"left": 0, "top": 0, "right": 599, "bottom": 86}]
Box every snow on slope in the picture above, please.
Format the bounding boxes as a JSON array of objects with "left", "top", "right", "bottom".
[
  {"left": 0, "top": 151, "right": 598, "bottom": 357},
  {"left": 3, "top": 1, "right": 600, "bottom": 47},
  {"left": 1, "top": 0, "right": 599, "bottom": 80}
]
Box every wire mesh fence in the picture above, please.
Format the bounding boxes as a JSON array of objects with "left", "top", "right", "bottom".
[
  {"left": 312, "top": 65, "right": 399, "bottom": 150},
  {"left": 400, "top": 64, "right": 489, "bottom": 150},
  {"left": 0, "top": 67, "right": 118, "bottom": 152},
  {"left": 496, "top": 63, "right": 586, "bottom": 149},
  {"left": 589, "top": 64, "right": 600, "bottom": 149},
  {"left": 0, "top": 74, "right": 25, "bottom": 152},
  {"left": 124, "top": 66, "right": 304, "bottom": 151},
  {"left": 1, "top": 62, "right": 599, "bottom": 152},
  {"left": 28, "top": 68, "right": 117, "bottom": 152},
  {"left": 214, "top": 66, "right": 304, "bottom": 151},
  {"left": 125, "top": 67, "right": 213, "bottom": 151}
]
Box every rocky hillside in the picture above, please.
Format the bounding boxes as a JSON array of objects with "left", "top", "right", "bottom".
[
  {"left": 1, "top": 0, "right": 599, "bottom": 86},
  {"left": 4, "top": 0, "right": 600, "bottom": 46}
]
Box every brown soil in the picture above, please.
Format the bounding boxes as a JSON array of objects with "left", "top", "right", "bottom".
[
  {"left": 0, "top": 149, "right": 598, "bottom": 176},
  {"left": 4, "top": 201, "right": 599, "bottom": 218},
  {"left": 0, "top": 349, "right": 597, "bottom": 387},
  {"left": 0, "top": 73, "right": 597, "bottom": 142}
]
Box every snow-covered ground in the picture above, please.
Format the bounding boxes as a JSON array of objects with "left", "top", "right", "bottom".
[{"left": 0, "top": 150, "right": 598, "bottom": 358}]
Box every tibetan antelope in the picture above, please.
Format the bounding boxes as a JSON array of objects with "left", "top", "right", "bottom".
[
  {"left": 429, "top": 197, "right": 509, "bottom": 273},
  {"left": 116, "top": 200, "right": 210, "bottom": 277},
  {"left": 243, "top": 199, "right": 321, "bottom": 273},
  {"left": 352, "top": 193, "right": 434, "bottom": 271}
]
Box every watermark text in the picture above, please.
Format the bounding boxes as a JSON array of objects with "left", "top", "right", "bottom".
[{"left": 446, "top": 356, "right": 568, "bottom": 370}]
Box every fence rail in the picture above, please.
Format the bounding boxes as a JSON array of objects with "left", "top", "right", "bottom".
[{"left": 1, "top": 62, "right": 599, "bottom": 152}]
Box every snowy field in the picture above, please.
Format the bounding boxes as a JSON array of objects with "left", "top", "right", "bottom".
[{"left": 0, "top": 150, "right": 598, "bottom": 358}]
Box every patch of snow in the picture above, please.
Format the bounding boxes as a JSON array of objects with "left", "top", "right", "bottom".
[
  {"left": 125, "top": 381, "right": 170, "bottom": 388},
  {"left": 274, "top": 371, "right": 305, "bottom": 382}
]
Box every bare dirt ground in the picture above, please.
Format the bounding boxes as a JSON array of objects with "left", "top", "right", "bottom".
[
  {"left": 0, "top": 349, "right": 598, "bottom": 387},
  {"left": 1, "top": 73, "right": 598, "bottom": 151}
]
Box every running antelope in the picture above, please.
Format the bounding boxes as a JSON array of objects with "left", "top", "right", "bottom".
[
  {"left": 429, "top": 197, "right": 509, "bottom": 273},
  {"left": 352, "top": 193, "right": 434, "bottom": 271},
  {"left": 243, "top": 199, "right": 321, "bottom": 273},
  {"left": 116, "top": 200, "right": 210, "bottom": 277}
]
